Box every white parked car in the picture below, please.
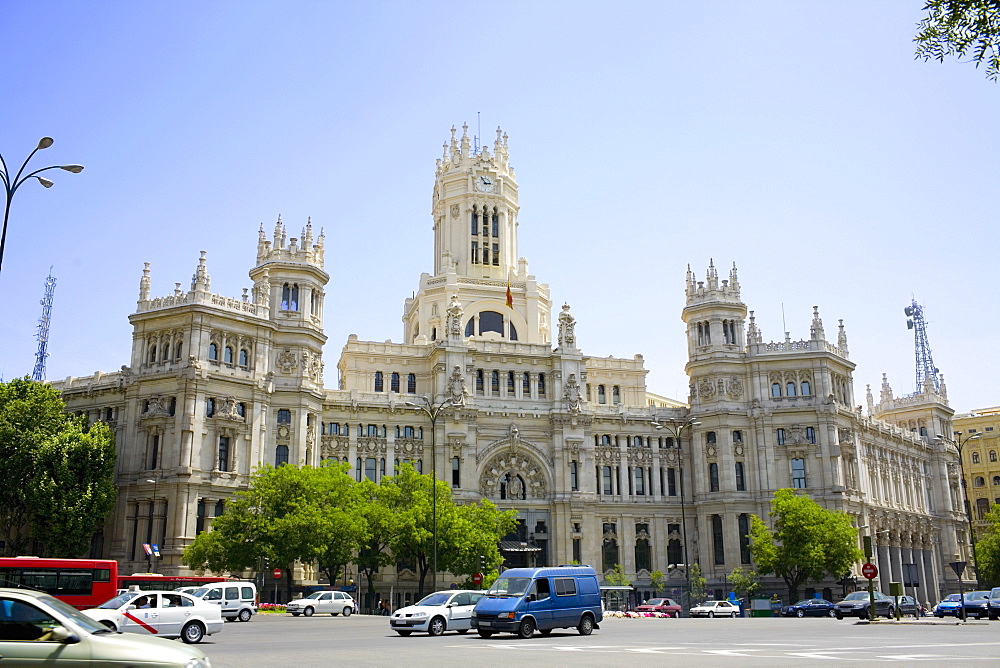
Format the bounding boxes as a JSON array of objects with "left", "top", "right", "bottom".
[
  {"left": 286, "top": 590, "right": 357, "bottom": 617},
  {"left": 689, "top": 600, "right": 741, "bottom": 618},
  {"left": 0, "top": 587, "right": 210, "bottom": 667},
  {"left": 390, "top": 590, "right": 484, "bottom": 636},
  {"left": 83, "top": 590, "right": 224, "bottom": 643}
]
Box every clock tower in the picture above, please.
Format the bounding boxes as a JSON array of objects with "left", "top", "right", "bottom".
[{"left": 402, "top": 124, "right": 551, "bottom": 345}]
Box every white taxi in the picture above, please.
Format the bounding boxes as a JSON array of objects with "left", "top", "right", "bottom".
[
  {"left": 286, "top": 590, "right": 357, "bottom": 617},
  {"left": 390, "top": 590, "right": 484, "bottom": 636},
  {"left": 689, "top": 599, "right": 741, "bottom": 618},
  {"left": 83, "top": 590, "right": 223, "bottom": 643}
]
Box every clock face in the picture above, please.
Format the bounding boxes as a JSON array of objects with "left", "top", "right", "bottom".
[{"left": 477, "top": 175, "right": 494, "bottom": 192}]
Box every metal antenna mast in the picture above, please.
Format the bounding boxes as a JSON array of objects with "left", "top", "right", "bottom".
[
  {"left": 32, "top": 267, "right": 56, "bottom": 381},
  {"left": 904, "top": 298, "right": 939, "bottom": 393}
]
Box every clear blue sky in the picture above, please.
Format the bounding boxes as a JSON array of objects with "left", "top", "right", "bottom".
[{"left": 1, "top": 1, "right": 996, "bottom": 415}]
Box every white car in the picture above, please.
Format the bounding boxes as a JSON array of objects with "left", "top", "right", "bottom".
[
  {"left": 689, "top": 600, "right": 741, "bottom": 618},
  {"left": 390, "top": 590, "right": 484, "bottom": 636},
  {"left": 286, "top": 590, "right": 357, "bottom": 617},
  {"left": 83, "top": 590, "right": 224, "bottom": 643}
]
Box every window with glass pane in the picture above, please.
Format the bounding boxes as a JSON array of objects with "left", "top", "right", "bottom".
[
  {"left": 712, "top": 515, "right": 725, "bottom": 565},
  {"left": 275, "top": 445, "right": 289, "bottom": 467},
  {"left": 806, "top": 426, "right": 816, "bottom": 444},
  {"left": 374, "top": 371, "right": 383, "bottom": 392},
  {"left": 634, "top": 467, "right": 645, "bottom": 495},
  {"left": 667, "top": 467, "right": 677, "bottom": 496},
  {"left": 570, "top": 461, "right": 578, "bottom": 491},
  {"left": 407, "top": 373, "right": 416, "bottom": 393},
  {"left": 709, "top": 462, "right": 719, "bottom": 492},
  {"left": 603, "top": 466, "right": 613, "bottom": 495},
  {"left": 791, "top": 458, "right": 806, "bottom": 488},
  {"left": 452, "top": 457, "right": 460, "bottom": 488},
  {"left": 738, "top": 514, "right": 751, "bottom": 564},
  {"left": 735, "top": 462, "right": 746, "bottom": 491},
  {"left": 771, "top": 383, "right": 781, "bottom": 397},
  {"left": 391, "top": 372, "right": 400, "bottom": 393}
]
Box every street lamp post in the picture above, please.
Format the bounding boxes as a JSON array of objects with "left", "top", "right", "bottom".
[
  {"left": 405, "top": 395, "right": 455, "bottom": 594},
  {"left": 145, "top": 478, "right": 158, "bottom": 572},
  {"left": 652, "top": 416, "right": 701, "bottom": 616},
  {"left": 936, "top": 431, "right": 982, "bottom": 590},
  {"left": 1, "top": 137, "right": 83, "bottom": 274}
]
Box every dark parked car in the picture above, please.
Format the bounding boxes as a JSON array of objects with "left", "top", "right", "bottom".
[
  {"left": 834, "top": 591, "right": 894, "bottom": 620},
  {"left": 934, "top": 591, "right": 991, "bottom": 619},
  {"left": 780, "top": 598, "right": 836, "bottom": 618},
  {"left": 635, "top": 598, "right": 682, "bottom": 617},
  {"left": 988, "top": 587, "right": 1000, "bottom": 621},
  {"left": 934, "top": 594, "right": 962, "bottom": 617},
  {"left": 895, "top": 595, "right": 923, "bottom": 618}
]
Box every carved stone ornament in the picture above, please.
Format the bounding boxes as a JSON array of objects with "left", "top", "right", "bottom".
[
  {"left": 727, "top": 377, "right": 743, "bottom": 399},
  {"left": 706, "top": 444, "right": 717, "bottom": 458},
  {"left": 627, "top": 448, "right": 652, "bottom": 465},
  {"left": 479, "top": 451, "right": 548, "bottom": 499},
  {"left": 214, "top": 396, "right": 244, "bottom": 421},
  {"left": 734, "top": 444, "right": 745, "bottom": 457},
  {"left": 446, "top": 295, "right": 464, "bottom": 337},
  {"left": 563, "top": 373, "right": 582, "bottom": 413},
  {"left": 450, "top": 204, "right": 460, "bottom": 218},
  {"left": 448, "top": 365, "right": 469, "bottom": 405},
  {"left": 557, "top": 303, "right": 576, "bottom": 349},
  {"left": 698, "top": 378, "right": 716, "bottom": 398},
  {"left": 277, "top": 348, "right": 297, "bottom": 374},
  {"left": 141, "top": 395, "right": 171, "bottom": 418},
  {"left": 277, "top": 425, "right": 290, "bottom": 440},
  {"left": 320, "top": 436, "right": 350, "bottom": 459}
]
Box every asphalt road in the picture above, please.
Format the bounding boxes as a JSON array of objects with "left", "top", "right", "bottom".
[{"left": 195, "top": 613, "right": 1000, "bottom": 667}]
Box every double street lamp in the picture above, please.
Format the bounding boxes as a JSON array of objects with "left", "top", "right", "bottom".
[
  {"left": 936, "top": 431, "right": 982, "bottom": 590},
  {"left": 651, "top": 416, "right": 700, "bottom": 614},
  {"left": 1, "top": 137, "right": 84, "bottom": 274},
  {"left": 405, "top": 395, "right": 456, "bottom": 594}
]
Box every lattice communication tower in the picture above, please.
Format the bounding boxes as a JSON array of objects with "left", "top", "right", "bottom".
[
  {"left": 904, "top": 298, "right": 939, "bottom": 394},
  {"left": 32, "top": 268, "right": 57, "bottom": 382}
]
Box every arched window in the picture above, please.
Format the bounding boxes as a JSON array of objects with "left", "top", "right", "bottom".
[
  {"left": 509, "top": 322, "right": 518, "bottom": 341},
  {"left": 239, "top": 349, "right": 249, "bottom": 367},
  {"left": 407, "top": 373, "right": 416, "bottom": 394},
  {"left": 993, "top": 475, "right": 1000, "bottom": 486},
  {"left": 920, "top": 426, "right": 928, "bottom": 437},
  {"left": 174, "top": 342, "right": 183, "bottom": 359},
  {"left": 208, "top": 343, "right": 218, "bottom": 361},
  {"left": 471, "top": 207, "right": 479, "bottom": 235},
  {"left": 224, "top": 346, "right": 233, "bottom": 364},
  {"left": 161, "top": 345, "right": 170, "bottom": 361},
  {"left": 709, "top": 462, "right": 720, "bottom": 492},
  {"left": 281, "top": 283, "right": 299, "bottom": 311},
  {"left": 974, "top": 476, "right": 986, "bottom": 487},
  {"left": 374, "top": 371, "right": 383, "bottom": 392},
  {"left": 391, "top": 372, "right": 400, "bottom": 393},
  {"left": 972, "top": 452, "right": 981, "bottom": 464},
  {"left": 149, "top": 345, "right": 157, "bottom": 363},
  {"left": 598, "top": 385, "right": 606, "bottom": 404},
  {"left": 465, "top": 319, "right": 475, "bottom": 336},
  {"left": 800, "top": 381, "right": 811, "bottom": 396},
  {"left": 786, "top": 382, "right": 797, "bottom": 397},
  {"left": 772, "top": 383, "right": 782, "bottom": 398},
  {"left": 976, "top": 497, "right": 990, "bottom": 520},
  {"left": 479, "top": 310, "right": 504, "bottom": 336},
  {"left": 275, "top": 445, "right": 289, "bottom": 467}
]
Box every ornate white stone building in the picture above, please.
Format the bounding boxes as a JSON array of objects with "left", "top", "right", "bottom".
[{"left": 54, "top": 124, "right": 966, "bottom": 607}]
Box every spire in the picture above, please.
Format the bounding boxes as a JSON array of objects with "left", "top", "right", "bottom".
[
  {"left": 810, "top": 306, "right": 825, "bottom": 341},
  {"left": 880, "top": 373, "right": 894, "bottom": 403},
  {"left": 866, "top": 384, "right": 874, "bottom": 414},
  {"left": 747, "top": 310, "right": 762, "bottom": 344},
  {"left": 191, "top": 251, "right": 210, "bottom": 293},
  {"left": 706, "top": 258, "right": 718, "bottom": 290},
  {"left": 460, "top": 122, "right": 471, "bottom": 156},
  {"left": 838, "top": 319, "right": 849, "bottom": 352},
  {"left": 274, "top": 215, "right": 286, "bottom": 249},
  {"left": 139, "top": 262, "right": 151, "bottom": 301},
  {"left": 729, "top": 262, "right": 739, "bottom": 293}
]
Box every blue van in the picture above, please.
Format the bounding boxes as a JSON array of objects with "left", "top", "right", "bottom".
[{"left": 471, "top": 565, "right": 603, "bottom": 638}]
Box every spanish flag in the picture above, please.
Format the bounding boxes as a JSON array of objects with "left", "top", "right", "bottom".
[{"left": 506, "top": 278, "right": 513, "bottom": 308}]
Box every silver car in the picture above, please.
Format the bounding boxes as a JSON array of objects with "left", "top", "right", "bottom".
[
  {"left": 0, "top": 587, "right": 210, "bottom": 667},
  {"left": 390, "top": 590, "right": 484, "bottom": 636},
  {"left": 286, "top": 590, "right": 357, "bottom": 617}
]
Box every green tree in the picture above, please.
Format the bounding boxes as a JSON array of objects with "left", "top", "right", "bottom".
[
  {"left": 726, "top": 567, "right": 761, "bottom": 612},
  {"left": 974, "top": 503, "right": 1000, "bottom": 588},
  {"left": 688, "top": 563, "right": 707, "bottom": 605},
  {"left": 649, "top": 569, "right": 666, "bottom": 594},
  {"left": 604, "top": 563, "right": 632, "bottom": 586},
  {"left": 749, "top": 489, "right": 862, "bottom": 602},
  {"left": 915, "top": 0, "right": 1000, "bottom": 81},
  {"left": 183, "top": 462, "right": 366, "bottom": 602},
  {"left": 0, "top": 378, "right": 117, "bottom": 557}
]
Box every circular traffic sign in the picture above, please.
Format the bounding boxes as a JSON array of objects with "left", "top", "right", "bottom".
[
  {"left": 472, "top": 572, "right": 483, "bottom": 585},
  {"left": 272, "top": 568, "right": 282, "bottom": 579},
  {"left": 861, "top": 563, "right": 877, "bottom": 580}
]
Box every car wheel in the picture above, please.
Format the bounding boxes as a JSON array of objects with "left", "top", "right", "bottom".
[
  {"left": 730, "top": 611, "right": 738, "bottom": 618},
  {"left": 990, "top": 612, "right": 998, "bottom": 621},
  {"left": 291, "top": 612, "right": 301, "bottom": 617},
  {"left": 577, "top": 614, "right": 594, "bottom": 636},
  {"left": 835, "top": 612, "right": 843, "bottom": 620},
  {"left": 457, "top": 629, "right": 470, "bottom": 634},
  {"left": 100, "top": 620, "right": 118, "bottom": 631},
  {"left": 517, "top": 617, "right": 535, "bottom": 639},
  {"left": 539, "top": 628, "right": 552, "bottom": 636},
  {"left": 181, "top": 621, "right": 205, "bottom": 644},
  {"left": 428, "top": 616, "right": 446, "bottom": 636},
  {"left": 477, "top": 630, "right": 494, "bottom": 638},
  {"left": 708, "top": 611, "right": 715, "bottom": 618},
  {"left": 303, "top": 607, "right": 314, "bottom": 617},
  {"left": 342, "top": 606, "right": 352, "bottom": 617},
  {"left": 396, "top": 630, "right": 412, "bottom": 636},
  {"left": 796, "top": 610, "right": 805, "bottom": 618},
  {"left": 885, "top": 607, "right": 894, "bottom": 619},
  {"left": 238, "top": 608, "right": 253, "bottom": 622}
]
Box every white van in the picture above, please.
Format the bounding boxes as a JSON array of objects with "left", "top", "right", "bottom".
[{"left": 187, "top": 581, "right": 257, "bottom": 622}]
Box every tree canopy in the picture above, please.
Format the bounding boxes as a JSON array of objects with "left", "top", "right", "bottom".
[
  {"left": 915, "top": 0, "right": 1000, "bottom": 81},
  {"left": 0, "top": 378, "right": 117, "bottom": 557},
  {"left": 748, "top": 489, "right": 862, "bottom": 602},
  {"left": 183, "top": 461, "right": 517, "bottom": 603},
  {"left": 974, "top": 502, "right": 1000, "bottom": 587}
]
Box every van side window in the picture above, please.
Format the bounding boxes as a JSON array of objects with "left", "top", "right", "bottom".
[
  {"left": 530, "top": 578, "right": 551, "bottom": 601},
  {"left": 554, "top": 577, "right": 578, "bottom": 596},
  {"left": 205, "top": 589, "right": 222, "bottom": 601},
  {"left": 225, "top": 587, "right": 239, "bottom": 600},
  {"left": 241, "top": 587, "right": 254, "bottom": 599}
]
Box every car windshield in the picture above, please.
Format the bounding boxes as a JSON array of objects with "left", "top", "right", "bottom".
[
  {"left": 842, "top": 592, "right": 869, "bottom": 601},
  {"left": 942, "top": 594, "right": 960, "bottom": 602},
  {"left": 416, "top": 593, "right": 452, "bottom": 606},
  {"left": 966, "top": 592, "right": 989, "bottom": 600},
  {"left": 98, "top": 592, "right": 139, "bottom": 609},
  {"left": 645, "top": 599, "right": 666, "bottom": 605},
  {"left": 303, "top": 592, "right": 324, "bottom": 600},
  {"left": 794, "top": 600, "right": 814, "bottom": 606},
  {"left": 45, "top": 595, "right": 115, "bottom": 634},
  {"left": 191, "top": 587, "right": 209, "bottom": 597},
  {"left": 486, "top": 577, "right": 531, "bottom": 597}
]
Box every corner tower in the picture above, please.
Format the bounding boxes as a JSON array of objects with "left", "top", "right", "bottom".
[{"left": 402, "top": 124, "right": 551, "bottom": 345}]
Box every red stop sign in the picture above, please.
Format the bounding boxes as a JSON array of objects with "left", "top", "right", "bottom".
[
  {"left": 861, "top": 563, "right": 878, "bottom": 580},
  {"left": 472, "top": 572, "right": 483, "bottom": 585},
  {"left": 272, "top": 568, "right": 282, "bottom": 579}
]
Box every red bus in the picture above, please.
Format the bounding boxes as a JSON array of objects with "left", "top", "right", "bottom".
[
  {"left": 118, "top": 573, "right": 229, "bottom": 591},
  {"left": 0, "top": 556, "right": 118, "bottom": 608}
]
